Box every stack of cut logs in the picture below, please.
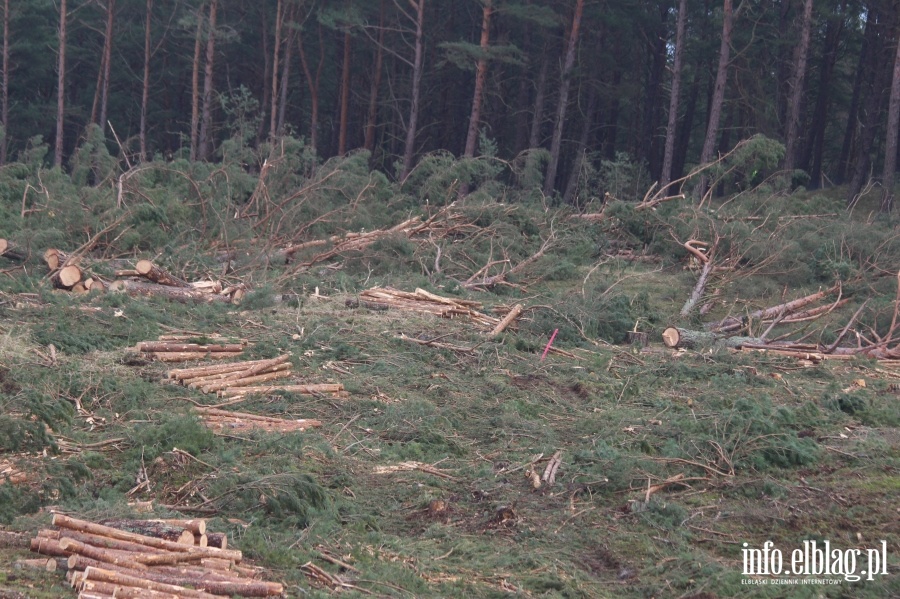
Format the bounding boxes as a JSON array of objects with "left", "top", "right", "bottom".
[
  {"left": 193, "top": 407, "right": 323, "bottom": 434},
  {"left": 40, "top": 250, "right": 245, "bottom": 304},
  {"left": 135, "top": 335, "right": 247, "bottom": 363},
  {"left": 358, "top": 287, "right": 502, "bottom": 329},
  {"left": 30, "top": 514, "right": 283, "bottom": 597},
  {"left": 167, "top": 354, "right": 348, "bottom": 399},
  {"left": 1, "top": 458, "right": 27, "bottom": 485}
]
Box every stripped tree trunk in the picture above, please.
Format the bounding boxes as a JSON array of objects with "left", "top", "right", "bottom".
[
  {"left": 400, "top": 0, "right": 426, "bottom": 180},
  {"left": 463, "top": 0, "right": 492, "bottom": 159},
  {"left": 139, "top": 0, "right": 152, "bottom": 161},
  {"left": 338, "top": 29, "right": 352, "bottom": 154},
  {"left": 54, "top": 0, "right": 67, "bottom": 168},
  {"left": 660, "top": 0, "right": 687, "bottom": 190},
  {"left": 697, "top": 0, "right": 733, "bottom": 201},
  {"left": 783, "top": 0, "right": 813, "bottom": 175},
  {"left": 197, "top": 0, "right": 218, "bottom": 161},
  {"left": 542, "top": 0, "right": 585, "bottom": 196},
  {"left": 880, "top": 20, "right": 900, "bottom": 213}
]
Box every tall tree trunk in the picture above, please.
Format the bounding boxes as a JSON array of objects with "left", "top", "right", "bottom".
[
  {"left": 803, "top": 3, "right": 845, "bottom": 188},
  {"left": 527, "top": 55, "right": 549, "bottom": 149},
  {"left": 269, "top": 0, "right": 282, "bottom": 140},
  {"left": 838, "top": 8, "right": 878, "bottom": 184},
  {"left": 98, "top": 0, "right": 115, "bottom": 133},
  {"left": 783, "top": 0, "right": 813, "bottom": 175},
  {"left": 880, "top": 28, "right": 900, "bottom": 212},
  {"left": 661, "top": 0, "right": 687, "bottom": 190},
  {"left": 542, "top": 0, "right": 585, "bottom": 196},
  {"left": 562, "top": 83, "right": 598, "bottom": 206},
  {"left": 277, "top": 16, "right": 295, "bottom": 136},
  {"left": 54, "top": 0, "right": 67, "bottom": 168},
  {"left": 400, "top": 0, "right": 425, "bottom": 180},
  {"left": 641, "top": 4, "right": 669, "bottom": 181},
  {"left": 298, "top": 24, "right": 325, "bottom": 154},
  {"left": 197, "top": 0, "right": 218, "bottom": 161},
  {"left": 364, "top": 0, "right": 385, "bottom": 153},
  {"left": 698, "top": 0, "right": 733, "bottom": 200},
  {"left": 338, "top": 29, "right": 352, "bottom": 154},
  {"left": 1, "top": 0, "right": 9, "bottom": 165},
  {"left": 189, "top": 4, "right": 204, "bottom": 161},
  {"left": 463, "top": 0, "right": 492, "bottom": 158},
  {"left": 140, "top": 0, "right": 152, "bottom": 162}
]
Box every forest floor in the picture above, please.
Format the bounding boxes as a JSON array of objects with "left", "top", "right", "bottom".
[{"left": 0, "top": 187, "right": 899, "bottom": 598}]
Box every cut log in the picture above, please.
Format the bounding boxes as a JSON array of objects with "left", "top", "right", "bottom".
[
  {"left": 58, "top": 538, "right": 148, "bottom": 570},
  {"left": 204, "top": 533, "right": 227, "bottom": 550},
  {"left": 199, "top": 369, "right": 292, "bottom": 394},
  {"left": 0, "top": 530, "right": 29, "bottom": 548},
  {"left": 706, "top": 284, "right": 840, "bottom": 333},
  {"left": 194, "top": 533, "right": 208, "bottom": 547},
  {"left": 184, "top": 362, "right": 291, "bottom": 388},
  {"left": 52, "top": 264, "right": 83, "bottom": 289},
  {"left": 109, "top": 280, "right": 231, "bottom": 304},
  {"left": 167, "top": 358, "right": 280, "bottom": 381},
  {"left": 97, "top": 519, "right": 197, "bottom": 544},
  {"left": 15, "top": 557, "right": 58, "bottom": 572},
  {"left": 44, "top": 248, "right": 69, "bottom": 271},
  {"left": 135, "top": 260, "right": 190, "bottom": 288},
  {"left": 489, "top": 304, "right": 524, "bottom": 337},
  {"left": 218, "top": 383, "right": 344, "bottom": 398},
  {"left": 82, "top": 566, "right": 221, "bottom": 599},
  {"left": 0, "top": 239, "right": 27, "bottom": 262},
  {"left": 52, "top": 514, "right": 242, "bottom": 562},
  {"left": 662, "top": 327, "right": 764, "bottom": 350},
  {"left": 136, "top": 342, "right": 246, "bottom": 353},
  {"left": 149, "top": 351, "right": 244, "bottom": 362},
  {"left": 39, "top": 529, "right": 161, "bottom": 554},
  {"left": 155, "top": 519, "right": 206, "bottom": 536}
]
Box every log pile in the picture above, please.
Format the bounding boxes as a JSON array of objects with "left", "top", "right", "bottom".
[
  {"left": 194, "top": 407, "right": 323, "bottom": 434},
  {"left": 135, "top": 335, "right": 248, "bottom": 363},
  {"left": 357, "top": 287, "right": 502, "bottom": 329},
  {"left": 29, "top": 514, "right": 282, "bottom": 597},
  {"left": 39, "top": 251, "right": 246, "bottom": 304},
  {"left": 0, "top": 238, "right": 28, "bottom": 262}
]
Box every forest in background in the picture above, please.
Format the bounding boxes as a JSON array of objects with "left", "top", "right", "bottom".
[{"left": 0, "top": 0, "right": 899, "bottom": 211}]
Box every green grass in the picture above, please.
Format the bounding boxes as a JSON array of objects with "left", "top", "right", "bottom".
[{"left": 1, "top": 179, "right": 899, "bottom": 597}]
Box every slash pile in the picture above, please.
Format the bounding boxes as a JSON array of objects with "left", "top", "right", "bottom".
[{"left": 29, "top": 514, "right": 283, "bottom": 597}]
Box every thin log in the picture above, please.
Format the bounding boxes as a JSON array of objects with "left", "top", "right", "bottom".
[
  {"left": 52, "top": 514, "right": 242, "bottom": 562},
  {"left": 133, "top": 552, "right": 205, "bottom": 566},
  {"left": 137, "top": 342, "right": 246, "bottom": 353},
  {"left": 168, "top": 358, "right": 278, "bottom": 380},
  {"left": 0, "top": 239, "right": 27, "bottom": 261},
  {"left": 218, "top": 383, "right": 344, "bottom": 398},
  {"left": 489, "top": 304, "right": 523, "bottom": 337},
  {"left": 681, "top": 260, "right": 714, "bottom": 317},
  {"left": 707, "top": 284, "right": 840, "bottom": 333},
  {"left": 135, "top": 260, "right": 190, "bottom": 288},
  {"left": 97, "top": 519, "right": 197, "bottom": 544},
  {"left": 184, "top": 362, "right": 291, "bottom": 388},
  {"left": 541, "top": 450, "right": 563, "bottom": 485},
  {"left": 15, "top": 557, "right": 58, "bottom": 572},
  {"left": 58, "top": 538, "right": 148, "bottom": 570},
  {"left": 0, "top": 530, "right": 29, "bottom": 548},
  {"left": 78, "top": 581, "right": 120, "bottom": 596},
  {"left": 40, "top": 529, "right": 159, "bottom": 554},
  {"left": 109, "top": 280, "right": 232, "bottom": 304},
  {"left": 82, "top": 566, "right": 220, "bottom": 599},
  {"left": 645, "top": 473, "right": 687, "bottom": 501},
  {"left": 150, "top": 351, "right": 244, "bottom": 363},
  {"left": 199, "top": 369, "right": 292, "bottom": 394},
  {"left": 218, "top": 354, "right": 291, "bottom": 382}
]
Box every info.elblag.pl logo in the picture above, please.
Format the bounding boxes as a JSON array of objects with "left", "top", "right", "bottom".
[{"left": 742, "top": 540, "right": 889, "bottom": 585}]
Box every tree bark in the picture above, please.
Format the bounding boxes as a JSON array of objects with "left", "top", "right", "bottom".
[
  {"left": 783, "top": 0, "right": 813, "bottom": 175},
  {"left": 698, "top": 0, "right": 733, "bottom": 200},
  {"left": 298, "top": 24, "right": 325, "bottom": 153},
  {"left": 190, "top": 4, "right": 204, "bottom": 161},
  {"left": 364, "top": 0, "right": 386, "bottom": 153},
  {"left": 268, "top": 0, "right": 282, "bottom": 140},
  {"left": 338, "top": 29, "right": 352, "bottom": 154},
  {"left": 140, "top": 0, "right": 152, "bottom": 162},
  {"left": 197, "top": 0, "right": 218, "bottom": 161},
  {"left": 463, "top": 0, "right": 492, "bottom": 159},
  {"left": 1, "top": 0, "right": 9, "bottom": 165},
  {"left": 54, "top": 0, "right": 67, "bottom": 168},
  {"left": 838, "top": 7, "right": 879, "bottom": 184},
  {"left": 400, "top": 0, "right": 426, "bottom": 180},
  {"left": 542, "top": 0, "right": 584, "bottom": 196},
  {"left": 660, "top": 0, "right": 687, "bottom": 190},
  {"left": 880, "top": 24, "right": 900, "bottom": 212},
  {"left": 662, "top": 327, "right": 764, "bottom": 350}
]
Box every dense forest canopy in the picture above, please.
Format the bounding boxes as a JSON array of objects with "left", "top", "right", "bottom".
[{"left": 1, "top": 0, "right": 899, "bottom": 210}]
